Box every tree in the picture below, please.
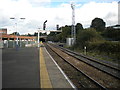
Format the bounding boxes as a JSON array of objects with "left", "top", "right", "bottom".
[
  {"left": 102, "top": 27, "right": 120, "bottom": 41},
  {"left": 11, "top": 32, "right": 20, "bottom": 36},
  {"left": 27, "top": 33, "right": 31, "bottom": 36},
  {"left": 34, "top": 32, "right": 38, "bottom": 36},
  {"left": 59, "top": 25, "right": 71, "bottom": 42},
  {"left": 75, "top": 23, "right": 83, "bottom": 34},
  {"left": 47, "top": 32, "right": 58, "bottom": 42},
  {"left": 76, "top": 28, "right": 104, "bottom": 47},
  {"left": 47, "top": 25, "right": 71, "bottom": 42},
  {"left": 90, "top": 17, "right": 106, "bottom": 32}
]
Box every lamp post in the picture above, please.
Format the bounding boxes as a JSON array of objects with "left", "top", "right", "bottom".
[
  {"left": 38, "top": 28, "right": 40, "bottom": 48},
  {"left": 10, "top": 17, "right": 25, "bottom": 49}
]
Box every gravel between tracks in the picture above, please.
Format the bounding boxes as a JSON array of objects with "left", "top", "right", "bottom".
[
  {"left": 45, "top": 44, "right": 99, "bottom": 88},
  {"left": 47, "top": 44, "right": 120, "bottom": 88}
]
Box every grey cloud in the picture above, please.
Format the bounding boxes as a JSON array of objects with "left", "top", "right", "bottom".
[
  {"left": 0, "top": 16, "right": 12, "bottom": 28},
  {"left": 103, "top": 12, "right": 118, "bottom": 25},
  {"left": 104, "top": 12, "right": 117, "bottom": 19}
]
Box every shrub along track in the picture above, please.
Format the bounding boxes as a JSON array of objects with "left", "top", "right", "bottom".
[{"left": 45, "top": 43, "right": 120, "bottom": 89}]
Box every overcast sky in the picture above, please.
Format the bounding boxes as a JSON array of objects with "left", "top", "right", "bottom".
[{"left": 0, "top": 0, "right": 119, "bottom": 34}]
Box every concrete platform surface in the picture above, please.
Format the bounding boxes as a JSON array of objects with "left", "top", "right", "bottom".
[
  {"left": 41, "top": 47, "right": 74, "bottom": 88},
  {"left": 2, "top": 48, "right": 40, "bottom": 88},
  {"left": 2, "top": 47, "right": 75, "bottom": 89}
]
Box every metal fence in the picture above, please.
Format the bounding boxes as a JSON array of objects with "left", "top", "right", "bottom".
[{"left": 0, "top": 40, "right": 36, "bottom": 48}]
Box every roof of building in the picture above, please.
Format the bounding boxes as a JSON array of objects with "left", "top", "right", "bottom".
[{"left": 0, "top": 28, "right": 7, "bottom": 30}]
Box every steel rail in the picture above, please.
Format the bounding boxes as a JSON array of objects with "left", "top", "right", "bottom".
[
  {"left": 51, "top": 44, "right": 120, "bottom": 79},
  {"left": 46, "top": 44, "right": 108, "bottom": 89}
]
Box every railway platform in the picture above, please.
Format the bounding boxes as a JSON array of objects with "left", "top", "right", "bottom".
[
  {"left": 2, "top": 45, "right": 75, "bottom": 89},
  {"left": 2, "top": 47, "right": 40, "bottom": 88},
  {"left": 40, "top": 46, "right": 74, "bottom": 88}
]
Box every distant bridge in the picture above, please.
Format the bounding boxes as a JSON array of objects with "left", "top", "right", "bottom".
[
  {"left": 38, "top": 30, "right": 62, "bottom": 42},
  {"left": 1, "top": 34, "right": 36, "bottom": 41}
]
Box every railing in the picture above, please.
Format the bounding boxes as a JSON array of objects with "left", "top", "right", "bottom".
[{"left": 0, "top": 40, "right": 36, "bottom": 48}]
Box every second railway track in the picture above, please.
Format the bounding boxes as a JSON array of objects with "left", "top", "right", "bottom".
[
  {"left": 45, "top": 43, "right": 120, "bottom": 89},
  {"left": 54, "top": 44, "right": 120, "bottom": 79}
]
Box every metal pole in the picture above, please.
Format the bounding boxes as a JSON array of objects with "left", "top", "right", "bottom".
[
  {"left": 71, "top": 3, "right": 76, "bottom": 45},
  {"left": 118, "top": 1, "right": 120, "bottom": 24},
  {"left": 38, "top": 30, "right": 40, "bottom": 48},
  {"left": 15, "top": 23, "right": 19, "bottom": 48},
  {"left": 13, "top": 40, "right": 15, "bottom": 48},
  {"left": 84, "top": 46, "right": 87, "bottom": 55},
  {"left": 10, "top": 17, "right": 25, "bottom": 49},
  {"left": 7, "top": 40, "right": 8, "bottom": 48},
  {"left": 20, "top": 38, "right": 22, "bottom": 47}
]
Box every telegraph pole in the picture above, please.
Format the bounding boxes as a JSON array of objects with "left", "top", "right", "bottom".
[{"left": 71, "top": 3, "right": 76, "bottom": 45}]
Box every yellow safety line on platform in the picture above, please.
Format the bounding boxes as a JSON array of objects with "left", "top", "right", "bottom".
[{"left": 40, "top": 47, "right": 52, "bottom": 88}]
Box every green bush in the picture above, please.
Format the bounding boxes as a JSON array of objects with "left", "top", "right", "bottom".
[
  {"left": 88, "top": 41, "right": 120, "bottom": 53},
  {"left": 87, "top": 41, "right": 120, "bottom": 59},
  {"left": 76, "top": 28, "right": 104, "bottom": 48},
  {"left": 102, "top": 28, "right": 120, "bottom": 41}
]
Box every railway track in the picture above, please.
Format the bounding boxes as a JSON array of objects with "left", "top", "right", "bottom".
[
  {"left": 53, "top": 44, "right": 120, "bottom": 79},
  {"left": 45, "top": 44, "right": 100, "bottom": 88},
  {"left": 45, "top": 43, "right": 120, "bottom": 89}
]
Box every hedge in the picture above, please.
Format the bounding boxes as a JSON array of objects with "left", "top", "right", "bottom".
[{"left": 87, "top": 41, "right": 120, "bottom": 54}]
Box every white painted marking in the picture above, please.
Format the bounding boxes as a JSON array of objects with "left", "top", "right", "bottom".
[{"left": 44, "top": 47, "right": 77, "bottom": 89}]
